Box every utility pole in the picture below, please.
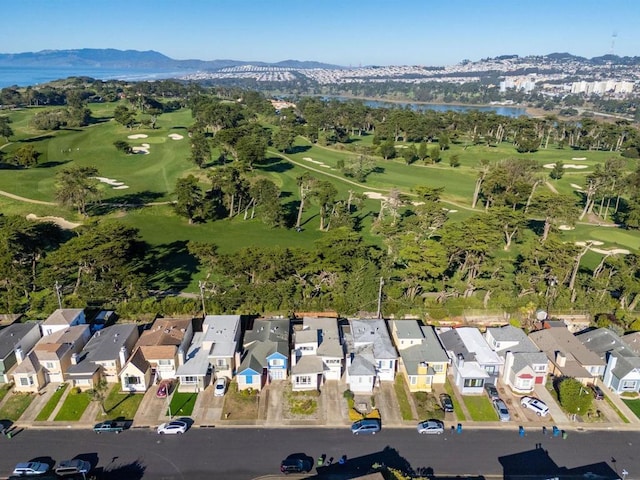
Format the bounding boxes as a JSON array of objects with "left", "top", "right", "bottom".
[
  {"left": 54, "top": 281, "right": 63, "bottom": 309},
  {"left": 376, "top": 277, "right": 384, "bottom": 319},
  {"left": 198, "top": 280, "right": 206, "bottom": 317}
]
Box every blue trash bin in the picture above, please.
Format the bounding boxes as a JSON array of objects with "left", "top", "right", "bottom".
[
  {"left": 519, "top": 426, "right": 525, "bottom": 437},
  {"left": 552, "top": 426, "right": 560, "bottom": 437},
  {"left": 456, "top": 423, "right": 462, "bottom": 433}
]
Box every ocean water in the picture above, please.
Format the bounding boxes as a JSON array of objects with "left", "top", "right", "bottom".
[{"left": 0, "top": 66, "right": 192, "bottom": 88}]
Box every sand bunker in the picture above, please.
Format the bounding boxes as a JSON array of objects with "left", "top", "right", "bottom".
[
  {"left": 127, "top": 134, "right": 148, "bottom": 139},
  {"left": 543, "top": 163, "right": 588, "bottom": 169},
  {"left": 570, "top": 183, "right": 584, "bottom": 190},
  {"left": 575, "top": 241, "right": 629, "bottom": 255},
  {"left": 132, "top": 143, "right": 150, "bottom": 154},
  {"left": 558, "top": 225, "right": 575, "bottom": 231},
  {"left": 363, "top": 191, "right": 386, "bottom": 200},
  {"left": 572, "top": 157, "right": 587, "bottom": 160},
  {"left": 94, "top": 176, "right": 129, "bottom": 189},
  {"left": 168, "top": 133, "right": 184, "bottom": 140},
  {"left": 26, "top": 214, "right": 80, "bottom": 230}
]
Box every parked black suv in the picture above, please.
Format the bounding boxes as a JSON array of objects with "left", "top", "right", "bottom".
[
  {"left": 280, "top": 457, "right": 311, "bottom": 474},
  {"left": 440, "top": 393, "right": 454, "bottom": 413}
]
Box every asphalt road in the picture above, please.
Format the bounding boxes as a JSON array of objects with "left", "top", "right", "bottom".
[{"left": 1, "top": 427, "right": 639, "bottom": 480}]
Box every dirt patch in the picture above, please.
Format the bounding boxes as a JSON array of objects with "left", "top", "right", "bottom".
[
  {"left": 26, "top": 213, "right": 81, "bottom": 230},
  {"left": 168, "top": 133, "right": 184, "bottom": 140}
]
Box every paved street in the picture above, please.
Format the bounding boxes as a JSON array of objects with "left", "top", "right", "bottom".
[{"left": 0, "top": 427, "right": 639, "bottom": 480}]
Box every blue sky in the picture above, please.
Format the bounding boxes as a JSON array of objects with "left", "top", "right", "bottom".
[{"left": 2, "top": 0, "right": 638, "bottom": 66}]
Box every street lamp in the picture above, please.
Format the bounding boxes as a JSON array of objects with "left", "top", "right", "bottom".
[{"left": 546, "top": 276, "right": 558, "bottom": 320}]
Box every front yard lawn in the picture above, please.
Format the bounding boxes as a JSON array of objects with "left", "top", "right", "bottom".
[
  {"left": 413, "top": 392, "right": 444, "bottom": 421},
  {"left": 284, "top": 388, "right": 318, "bottom": 416},
  {"left": 0, "top": 383, "right": 12, "bottom": 403},
  {"left": 622, "top": 399, "right": 640, "bottom": 420},
  {"left": 0, "top": 392, "right": 34, "bottom": 421},
  {"left": 167, "top": 392, "right": 197, "bottom": 417},
  {"left": 54, "top": 389, "right": 91, "bottom": 421},
  {"left": 35, "top": 384, "right": 68, "bottom": 421},
  {"left": 98, "top": 384, "right": 144, "bottom": 420},
  {"left": 394, "top": 377, "right": 414, "bottom": 421},
  {"left": 222, "top": 382, "right": 259, "bottom": 420},
  {"left": 463, "top": 395, "right": 499, "bottom": 421}
]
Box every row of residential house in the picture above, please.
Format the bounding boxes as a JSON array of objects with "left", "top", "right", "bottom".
[{"left": 0, "top": 309, "right": 639, "bottom": 399}]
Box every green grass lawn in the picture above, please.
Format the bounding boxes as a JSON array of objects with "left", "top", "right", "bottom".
[
  {"left": 97, "top": 384, "right": 145, "bottom": 421},
  {"left": 444, "top": 381, "right": 466, "bottom": 421},
  {"left": 622, "top": 399, "right": 640, "bottom": 420},
  {"left": 0, "top": 392, "right": 34, "bottom": 421},
  {"left": 413, "top": 391, "right": 445, "bottom": 421},
  {"left": 54, "top": 389, "right": 92, "bottom": 421},
  {"left": 167, "top": 392, "right": 197, "bottom": 417},
  {"left": 463, "top": 395, "right": 499, "bottom": 421},
  {"left": 393, "top": 376, "right": 414, "bottom": 421},
  {"left": 0, "top": 384, "right": 12, "bottom": 403},
  {"left": 35, "top": 383, "right": 68, "bottom": 421}
]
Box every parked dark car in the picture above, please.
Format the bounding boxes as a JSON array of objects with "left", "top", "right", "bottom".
[
  {"left": 440, "top": 393, "right": 454, "bottom": 413},
  {"left": 484, "top": 383, "right": 499, "bottom": 401},
  {"left": 93, "top": 420, "right": 127, "bottom": 433},
  {"left": 590, "top": 384, "right": 605, "bottom": 400},
  {"left": 280, "top": 457, "right": 311, "bottom": 474}
]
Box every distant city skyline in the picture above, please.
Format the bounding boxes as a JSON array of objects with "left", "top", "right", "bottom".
[{"left": 2, "top": 0, "right": 639, "bottom": 67}]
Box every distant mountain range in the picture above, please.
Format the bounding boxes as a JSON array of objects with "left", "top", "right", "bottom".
[
  {"left": 1, "top": 48, "right": 639, "bottom": 71},
  {"left": 0, "top": 48, "right": 344, "bottom": 70}
]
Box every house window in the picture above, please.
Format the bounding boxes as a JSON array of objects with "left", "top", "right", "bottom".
[
  {"left": 300, "top": 346, "right": 314, "bottom": 351},
  {"left": 621, "top": 380, "right": 637, "bottom": 390},
  {"left": 19, "top": 377, "right": 34, "bottom": 386},
  {"left": 296, "top": 375, "right": 312, "bottom": 385},
  {"left": 270, "top": 359, "right": 284, "bottom": 367},
  {"left": 518, "top": 378, "right": 533, "bottom": 389},
  {"left": 76, "top": 379, "right": 90, "bottom": 385},
  {"left": 432, "top": 364, "right": 443, "bottom": 373},
  {"left": 484, "top": 366, "right": 496, "bottom": 375},
  {"left": 158, "top": 359, "right": 171, "bottom": 366},
  {"left": 124, "top": 376, "right": 141, "bottom": 386},
  {"left": 45, "top": 362, "right": 55, "bottom": 369},
  {"left": 182, "top": 376, "right": 197, "bottom": 384},
  {"left": 216, "top": 359, "right": 227, "bottom": 367},
  {"left": 463, "top": 378, "right": 484, "bottom": 388},
  {"left": 533, "top": 364, "right": 547, "bottom": 372},
  {"left": 410, "top": 376, "right": 417, "bottom": 385}
]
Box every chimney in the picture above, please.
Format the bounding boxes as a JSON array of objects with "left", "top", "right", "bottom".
[
  {"left": 71, "top": 352, "right": 79, "bottom": 365},
  {"left": 14, "top": 346, "right": 24, "bottom": 363},
  {"left": 555, "top": 351, "right": 566, "bottom": 367},
  {"left": 178, "top": 347, "right": 185, "bottom": 366},
  {"left": 457, "top": 353, "right": 465, "bottom": 368},
  {"left": 118, "top": 346, "right": 128, "bottom": 366}
]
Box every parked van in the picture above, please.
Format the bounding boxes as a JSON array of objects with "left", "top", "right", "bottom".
[{"left": 351, "top": 418, "right": 381, "bottom": 435}]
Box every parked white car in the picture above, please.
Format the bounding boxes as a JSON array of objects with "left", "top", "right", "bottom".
[
  {"left": 214, "top": 377, "right": 227, "bottom": 397},
  {"left": 157, "top": 420, "right": 188, "bottom": 435},
  {"left": 520, "top": 396, "right": 549, "bottom": 416}
]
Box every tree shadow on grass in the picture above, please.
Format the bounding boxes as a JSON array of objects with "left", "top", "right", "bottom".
[
  {"left": 87, "top": 191, "right": 166, "bottom": 216},
  {"left": 36, "top": 160, "right": 72, "bottom": 168},
  {"left": 285, "top": 145, "right": 312, "bottom": 154},
  {"left": 19, "top": 135, "right": 54, "bottom": 143},
  {"left": 254, "top": 156, "right": 294, "bottom": 173},
  {"left": 144, "top": 241, "right": 197, "bottom": 291}
]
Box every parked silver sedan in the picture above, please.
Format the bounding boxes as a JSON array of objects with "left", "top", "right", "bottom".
[
  {"left": 157, "top": 420, "right": 188, "bottom": 435},
  {"left": 417, "top": 419, "right": 445, "bottom": 434}
]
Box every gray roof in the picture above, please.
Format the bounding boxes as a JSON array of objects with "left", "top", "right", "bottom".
[
  {"left": 486, "top": 325, "right": 540, "bottom": 354},
  {"left": 295, "top": 329, "right": 318, "bottom": 344},
  {"left": 0, "top": 323, "right": 39, "bottom": 359},
  {"left": 622, "top": 332, "right": 640, "bottom": 355},
  {"left": 609, "top": 351, "right": 640, "bottom": 380},
  {"left": 301, "top": 317, "right": 343, "bottom": 358},
  {"left": 203, "top": 315, "right": 240, "bottom": 358},
  {"left": 511, "top": 351, "right": 549, "bottom": 373},
  {"left": 349, "top": 318, "right": 397, "bottom": 359},
  {"left": 176, "top": 332, "right": 210, "bottom": 377},
  {"left": 291, "top": 355, "right": 325, "bottom": 375},
  {"left": 438, "top": 328, "right": 476, "bottom": 362},
  {"left": 392, "top": 320, "right": 424, "bottom": 340},
  {"left": 577, "top": 328, "right": 635, "bottom": 360},
  {"left": 81, "top": 324, "right": 138, "bottom": 362},
  {"left": 348, "top": 351, "right": 376, "bottom": 376},
  {"left": 394, "top": 323, "right": 448, "bottom": 375},
  {"left": 239, "top": 318, "right": 290, "bottom": 372}
]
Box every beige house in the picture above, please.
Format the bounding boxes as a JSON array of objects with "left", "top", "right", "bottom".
[
  {"left": 119, "top": 317, "right": 193, "bottom": 392},
  {"left": 13, "top": 325, "right": 91, "bottom": 392}
]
